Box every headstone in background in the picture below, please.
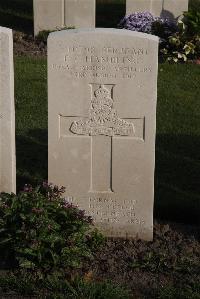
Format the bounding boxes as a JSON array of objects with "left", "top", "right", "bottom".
[
  {"left": 65, "top": 0, "right": 96, "bottom": 29},
  {"left": 0, "top": 27, "right": 16, "bottom": 194},
  {"left": 33, "top": 0, "right": 63, "bottom": 36},
  {"left": 33, "top": 0, "right": 96, "bottom": 36},
  {"left": 48, "top": 28, "right": 158, "bottom": 240},
  {"left": 126, "top": 0, "right": 188, "bottom": 20}
]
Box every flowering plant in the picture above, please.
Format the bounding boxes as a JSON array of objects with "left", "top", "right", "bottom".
[
  {"left": 159, "top": 20, "right": 200, "bottom": 62},
  {"left": 119, "top": 11, "right": 200, "bottom": 62},
  {"left": 151, "top": 17, "right": 178, "bottom": 42},
  {"left": 119, "top": 11, "right": 156, "bottom": 33},
  {"left": 0, "top": 183, "right": 103, "bottom": 274},
  {"left": 119, "top": 11, "right": 177, "bottom": 37}
]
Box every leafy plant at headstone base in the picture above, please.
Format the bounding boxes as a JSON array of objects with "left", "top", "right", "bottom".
[
  {"left": 0, "top": 183, "right": 104, "bottom": 276},
  {"left": 153, "top": 10, "right": 200, "bottom": 62},
  {"left": 129, "top": 248, "right": 199, "bottom": 275},
  {"left": 159, "top": 20, "right": 200, "bottom": 62}
]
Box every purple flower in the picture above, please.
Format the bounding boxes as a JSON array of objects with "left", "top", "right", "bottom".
[
  {"left": 42, "top": 181, "right": 49, "bottom": 189},
  {"left": 63, "top": 199, "right": 78, "bottom": 209},
  {"left": 119, "top": 11, "right": 156, "bottom": 33},
  {"left": 2, "top": 203, "right": 9, "bottom": 209}
]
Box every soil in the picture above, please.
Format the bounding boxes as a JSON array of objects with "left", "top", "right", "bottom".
[
  {"left": 1, "top": 221, "right": 199, "bottom": 299},
  {"left": 86, "top": 221, "right": 200, "bottom": 298},
  {"left": 13, "top": 31, "right": 46, "bottom": 57}
]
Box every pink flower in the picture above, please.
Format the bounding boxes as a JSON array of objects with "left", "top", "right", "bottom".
[{"left": 23, "top": 184, "right": 33, "bottom": 192}]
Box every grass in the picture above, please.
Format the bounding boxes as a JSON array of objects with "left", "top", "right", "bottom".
[
  {"left": 0, "top": 272, "right": 131, "bottom": 299},
  {"left": 14, "top": 57, "right": 200, "bottom": 225},
  {"left": 0, "top": 0, "right": 33, "bottom": 33},
  {"left": 156, "top": 63, "right": 200, "bottom": 224},
  {"left": 15, "top": 57, "right": 47, "bottom": 189}
]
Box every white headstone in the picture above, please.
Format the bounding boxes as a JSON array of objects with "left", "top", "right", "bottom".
[
  {"left": 34, "top": 0, "right": 63, "bottom": 36},
  {"left": 126, "top": 0, "right": 188, "bottom": 20},
  {"left": 33, "top": 0, "right": 96, "bottom": 36},
  {"left": 48, "top": 29, "right": 158, "bottom": 240},
  {"left": 0, "top": 27, "right": 16, "bottom": 194}
]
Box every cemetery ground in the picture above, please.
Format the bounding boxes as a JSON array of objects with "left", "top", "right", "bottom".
[
  {"left": 0, "top": 1, "right": 200, "bottom": 299},
  {"left": 6, "top": 51, "right": 199, "bottom": 299},
  {"left": 11, "top": 56, "right": 200, "bottom": 299}
]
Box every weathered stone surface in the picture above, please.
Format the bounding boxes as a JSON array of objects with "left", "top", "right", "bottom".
[
  {"left": 0, "top": 27, "right": 16, "bottom": 193},
  {"left": 65, "top": 0, "right": 95, "bottom": 29},
  {"left": 33, "top": 0, "right": 95, "bottom": 36},
  {"left": 126, "top": 0, "right": 188, "bottom": 19},
  {"left": 34, "top": 0, "right": 63, "bottom": 36},
  {"left": 48, "top": 29, "right": 158, "bottom": 240}
]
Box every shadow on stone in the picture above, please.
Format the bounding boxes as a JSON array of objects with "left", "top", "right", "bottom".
[
  {"left": 160, "top": 9, "right": 175, "bottom": 20},
  {"left": 96, "top": 0, "right": 126, "bottom": 28}
]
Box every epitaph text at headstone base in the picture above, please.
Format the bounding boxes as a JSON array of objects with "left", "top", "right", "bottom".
[
  {"left": 126, "top": 0, "right": 188, "bottom": 20},
  {"left": 33, "top": 0, "right": 95, "bottom": 36},
  {"left": 0, "top": 27, "right": 16, "bottom": 193},
  {"left": 48, "top": 29, "right": 158, "bottom": 240}
]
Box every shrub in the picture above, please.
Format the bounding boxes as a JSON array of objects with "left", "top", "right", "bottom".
[
  {"left": 119, "top": 10, "right": 200, "bottom": 63},
  {"left": 159, "top": 20, "right": 200, "bottom": 62},
  {"left": 189, "top": 0, "right": 200, "bottom": 13},
  {"left": 119, "top": 11, "right": 177, "bottom": 37},
  {"left": 151, "top": 18, "right": 178, "bottom": 42},
  {"left": 118, "top": 11, "right": 156, "bottom": 33},
  {"left": 183, "top": 10, "right": 200, "bottom": 35},
  {"left": 0, "top": 183, "right": 104, "bottom": 275}
]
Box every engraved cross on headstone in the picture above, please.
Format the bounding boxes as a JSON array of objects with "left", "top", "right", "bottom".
[{"left": 69, "top": 84, "right": 139, "bottom": 193}]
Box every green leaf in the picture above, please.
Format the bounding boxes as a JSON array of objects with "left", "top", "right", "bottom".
[
  {"left": 0, "top": 237, "right": 12, "bottom": 244},
  {"left": 23, "top": 248, "right": 37, "bottom": 256},
  {"left": 19, "top": 259, "right": 36, "bottom": 269}
]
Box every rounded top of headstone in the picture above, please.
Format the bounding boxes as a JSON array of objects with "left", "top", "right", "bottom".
[
  {"left": 0, "top": 26, "right": 12, "bottom": 34},
  {"left": 48, "top": 28, "right": 159, "bottom": 43}
]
